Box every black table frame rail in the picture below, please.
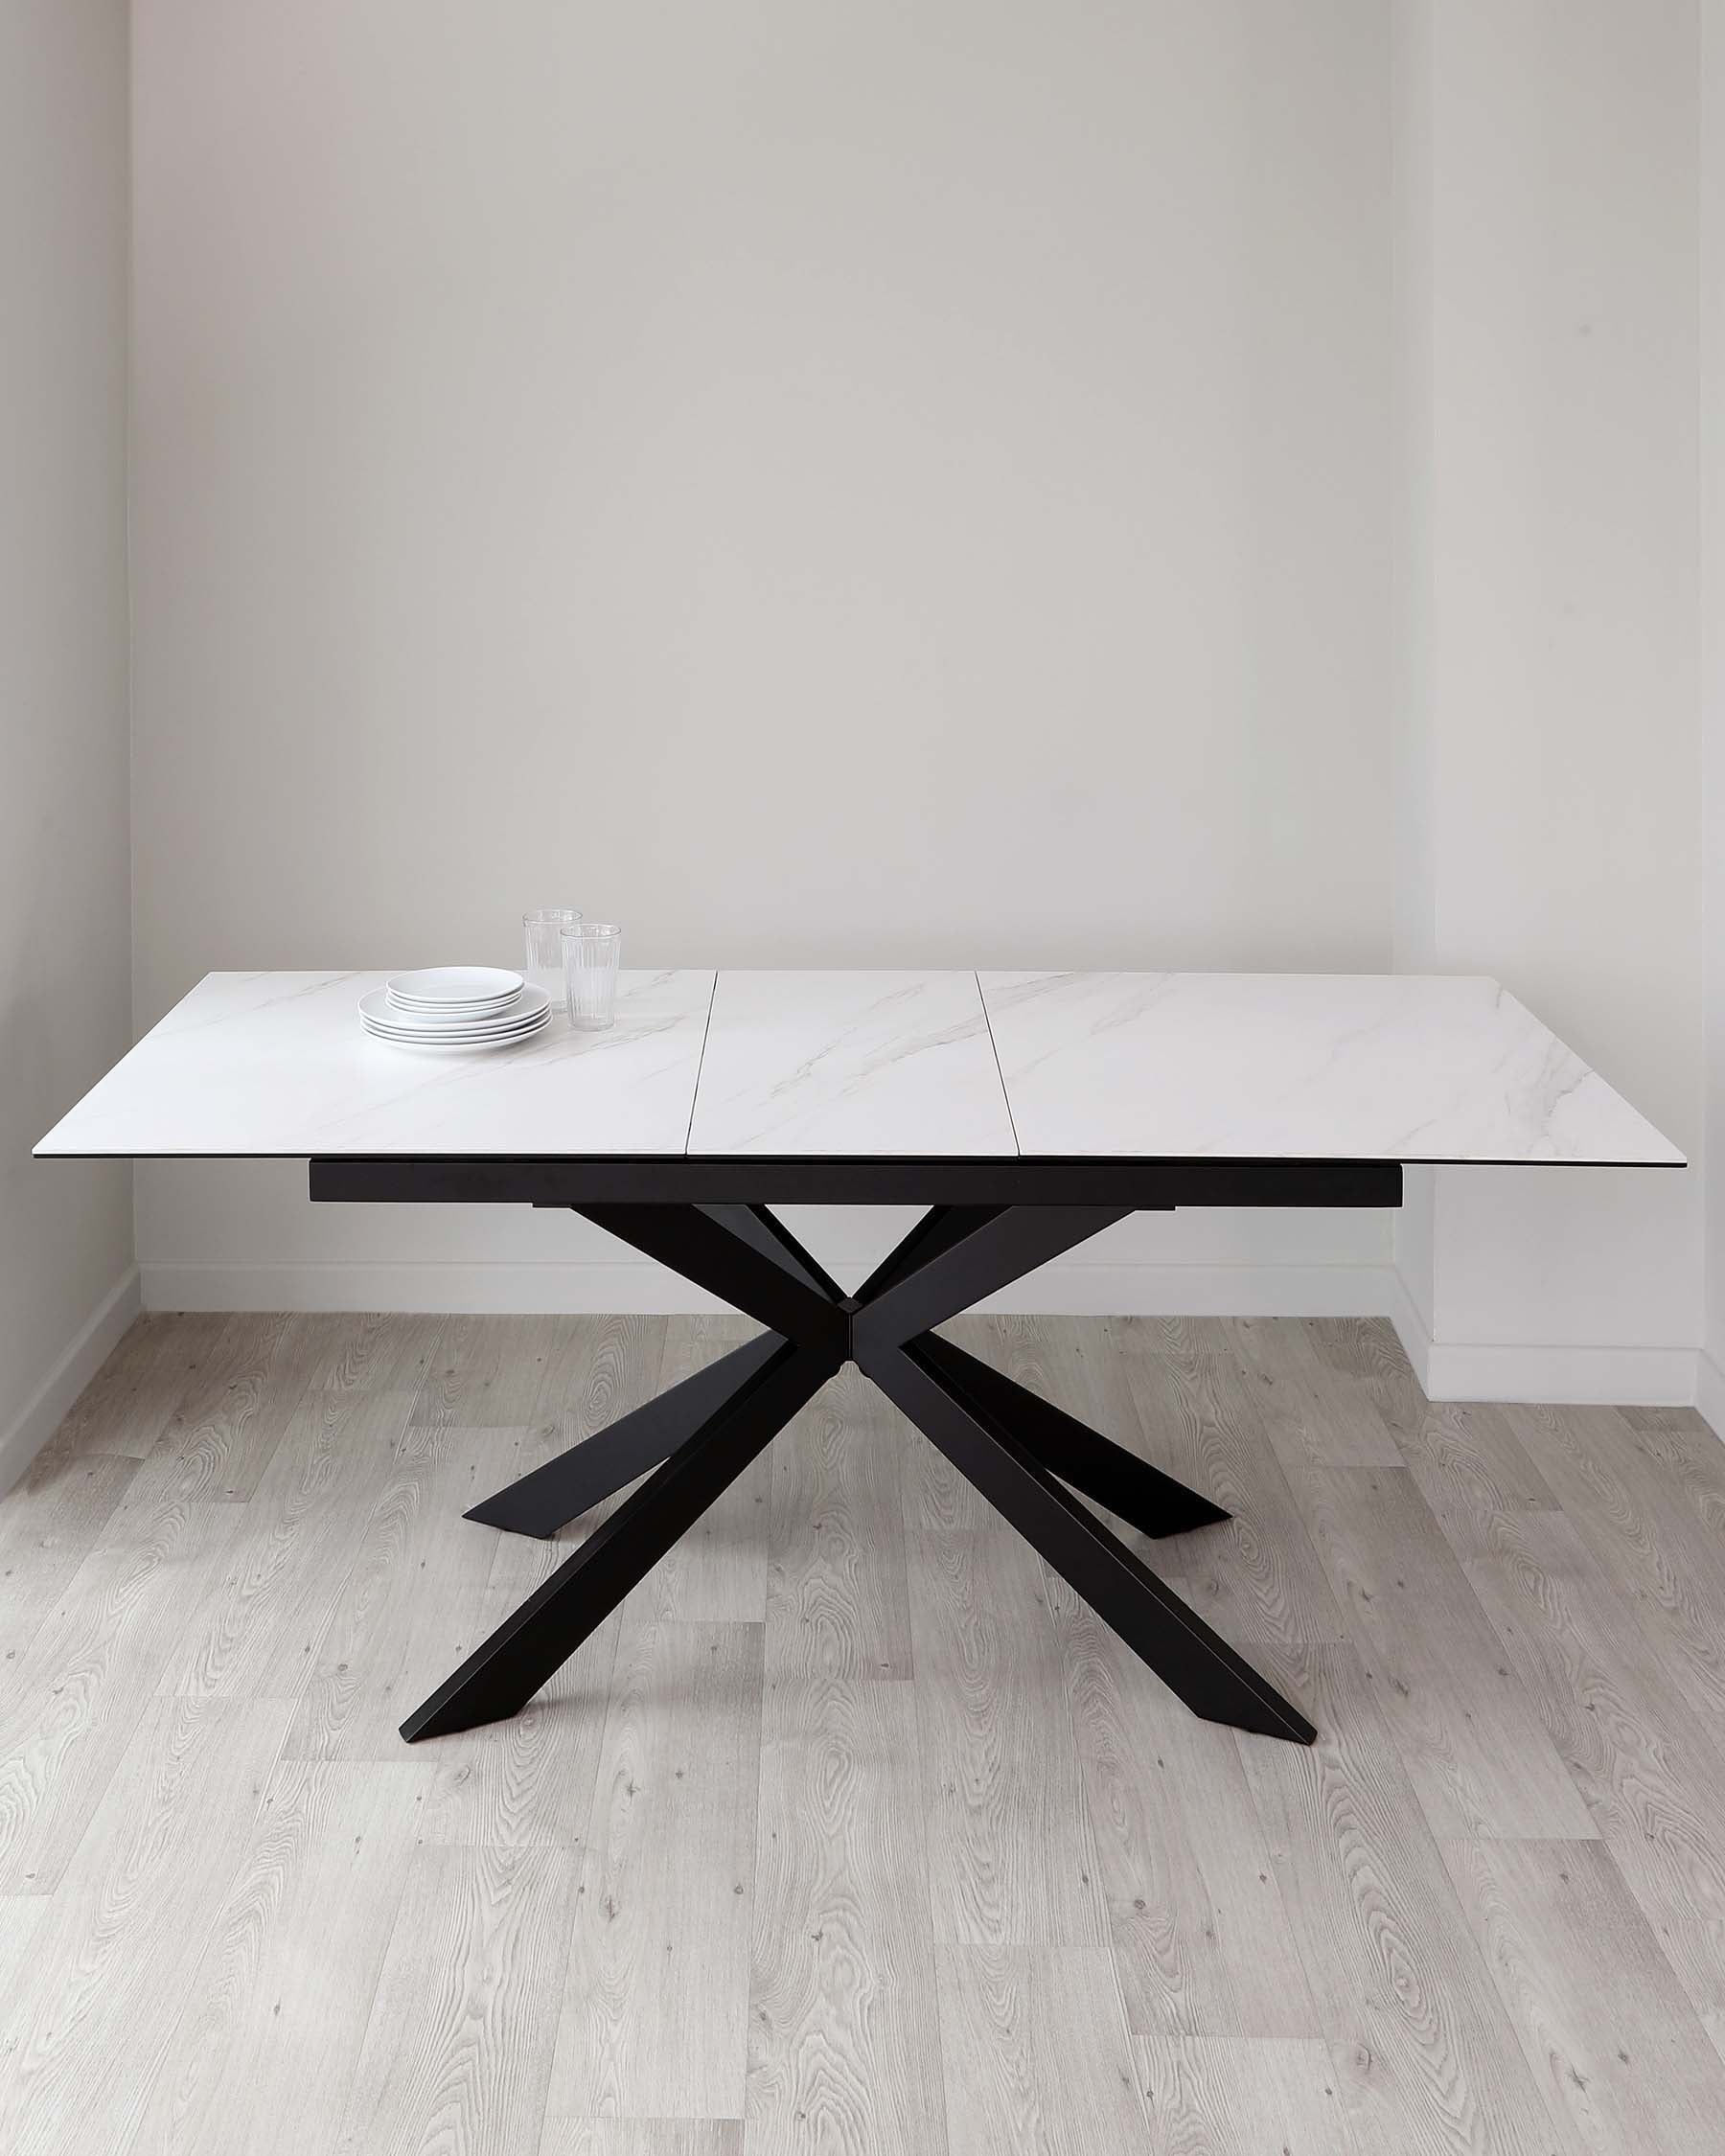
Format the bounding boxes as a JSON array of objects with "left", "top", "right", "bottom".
[{"left": 311, "top": 1155, "right": 1403, "bottom": 1747}]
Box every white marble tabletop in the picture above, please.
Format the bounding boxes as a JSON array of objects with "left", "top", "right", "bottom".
[
  {"left": 977, "top": 970, "right": 1682, "bottom": 1165},
  {"left": 34, "top": 966, "right": 1683, "bottom": 1166},
  {"left": 34, "top": 970, "right": 717, "bottom": 1158},
  {"left": 687, "top": 970, "right": 1018, "bottom": 1157}
]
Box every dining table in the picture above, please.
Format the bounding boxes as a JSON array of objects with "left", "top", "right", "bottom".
[{"left": 34, "top": 966, "right": 1682, "bottom": 1747}]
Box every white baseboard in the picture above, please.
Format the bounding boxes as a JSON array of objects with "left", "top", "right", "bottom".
[
  {"left": 138, "top": 1256, "right": 1710, "bottom": 1413},
  {"left": 1697, "top": 1349, "right": 1725, "bottom": 1438},
  {"left": 144, "top": 1260, "right": 737, "bottom": 1316},
  {"left": 1416, "top": 1341, "right": 1698, "bottom": 1406},
  {"left": 141, "top": 1257, "right": 1403, "bottom": 1321},
  {"left": 0, "top": 1268, "right": 142, "bottom": 1498},
  {"left": 1384, "top": 1262, "right": 1700, "bottom": 1407},
  {"left": 973, "top": 1261, "right": 1401, "bottom": 1318}
]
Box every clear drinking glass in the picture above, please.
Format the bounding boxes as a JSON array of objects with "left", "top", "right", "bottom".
[
  {"left": 523, "top": 907, "right": 581, "bottom": 1010},
  {"left": 561, "top": 922, "right": 621, "bottom": 1030}
]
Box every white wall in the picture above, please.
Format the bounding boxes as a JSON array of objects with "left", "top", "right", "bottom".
[
  {"left": 1392, "top": 0, "right": 1703, "bottom": 1403},
  {"left": 129, "top": 0, "right": 1398, "bottom": 1311},
  {"left": 0, "top": 0, "right": 137, "bottom": 1487},
  {"left": 1705, "top": 1, "right": 1725, "bottom": 1429}
]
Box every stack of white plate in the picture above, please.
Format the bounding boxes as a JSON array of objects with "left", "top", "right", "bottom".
[{"left": 359, "top": 967, "right": 552, "bottom": 1049}]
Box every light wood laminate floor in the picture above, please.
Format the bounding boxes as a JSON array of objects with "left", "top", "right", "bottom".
[{"left": 3, "top": 1310, "right": 1724, "bottom": 2154}]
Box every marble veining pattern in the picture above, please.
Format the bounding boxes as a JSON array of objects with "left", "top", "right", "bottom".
[
  {"left": 37, "top": 966, "right": 1682, "bottom": 1166},
  {"left": 685, "top": 970, "right": 1018, "bottom": 1157},
  {"left": 35, "top": 969, "right": 717, "bottom": 1158},
  {"left": 978, "top": 970, "right": 1683, "bottom": 1164}
]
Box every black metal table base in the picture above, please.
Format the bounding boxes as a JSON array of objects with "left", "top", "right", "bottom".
[{"left": 393, "top": 1200, "right": 1321, "bottom": 1747}]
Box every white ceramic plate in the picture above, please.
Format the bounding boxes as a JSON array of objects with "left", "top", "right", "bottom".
[
  {"left": 383, "top": 996, "right": 524, "bottom": 1026},
  {"left": 364, "top": 1011, "right": 547, "bottom": 1038},
  {"left": 385, "top": 965, "right": 525, "bottom": 1008},
  {"left": 388, "top": 990, "right": 524, "bottom": 1020},
  {"left": 362, "top": 1021, "right": 548, "bottom": 1047},
  {"left": 362, "top": 1011, "right": 551, "bottom": 1051},
  {"left": 359, "top": 982, "right": 550, "bottom": 1039}
]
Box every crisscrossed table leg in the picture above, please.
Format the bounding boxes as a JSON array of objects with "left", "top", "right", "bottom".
[{"left": 400, "top": 1201, "right": 1315, "bottom": 1745}]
